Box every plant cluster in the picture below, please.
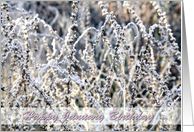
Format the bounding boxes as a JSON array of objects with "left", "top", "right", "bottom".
[{"left": 1, "top": 1, "right": 181, "bottom": 131}]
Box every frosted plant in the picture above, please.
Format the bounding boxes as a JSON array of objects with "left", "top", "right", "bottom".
[{"left": 1, "top": 1, "right": 181, "bottom": 131}]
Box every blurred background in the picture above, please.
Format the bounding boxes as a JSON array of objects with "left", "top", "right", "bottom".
[{"left": 6, "top": 1, "right": 181, "bottom": 49}]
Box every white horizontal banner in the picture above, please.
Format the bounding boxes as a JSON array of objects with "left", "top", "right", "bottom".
[{"left": 1, "top": 107, "right": 181, "bottom": 126}]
